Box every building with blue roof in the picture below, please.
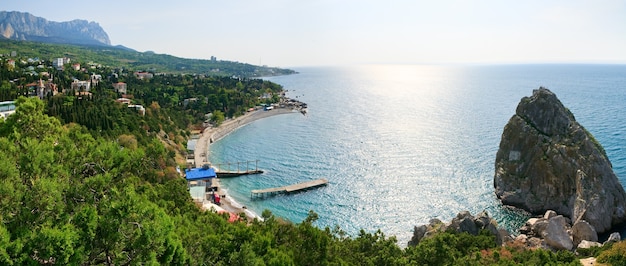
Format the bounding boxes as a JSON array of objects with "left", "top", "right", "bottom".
[{"left": 185, "top": 166, "right": 216, "bottom": 181}]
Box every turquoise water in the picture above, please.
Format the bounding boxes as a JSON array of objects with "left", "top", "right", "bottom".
[{"left": 209, "top": 64, "right": 626, "bottom": 244}]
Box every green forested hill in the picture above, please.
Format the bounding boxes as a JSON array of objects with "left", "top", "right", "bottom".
[{"left": 0, "top": 39, "right": 296, "bottom": 77}]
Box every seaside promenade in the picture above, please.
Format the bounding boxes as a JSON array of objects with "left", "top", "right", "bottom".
[{"left": 191, "top": 106, "right": 301, "bottom": 219}]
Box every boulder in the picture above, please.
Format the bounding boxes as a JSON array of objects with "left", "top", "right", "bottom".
[
  {"left": 450, "top": 211, "right": 478, "bottom": 235},
  {"left": 526, "top": 218, "right": 541, "bottom": 227},
  {"left": 528, "top": 237, "right": 544, "bottom": 249},
  {"left": 515, "top": 234, "right": 528, "bottom": 244},
  {"left": 408, "top": 218, "right": 446, "bottom": 246},
  {"left": 544, "top": 210, "right": 557, "bottom": 220},
  {"left": 494, "top": 88, "right": 626, "bottom": 233},
  {"left": 408, "top": 225, "right": 427, "bottom": 246},
  {"left": 543, "top": 215, "right": 573, "bottom": 250},
  {"left": 530, "top": 219, "right": 549, "bottom": 237},
  {"left": 474, "top": 211, "right": 491, "bottom": 228},
  {"left": 577, "top": 240, "right": 602, "bottom": 249},
  {"left": 603, "top": 232, "right": 621, "bottom": 245},
  {"left": 571, "top": 220, "right": 598, "bottom": 246},
  {"left": 424, "top": 218, "right": 447, "bottom": 238}
]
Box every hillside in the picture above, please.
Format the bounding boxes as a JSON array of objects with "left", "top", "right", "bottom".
[{"left": 0, "top": 38, "right": 296, "bottom": 77}]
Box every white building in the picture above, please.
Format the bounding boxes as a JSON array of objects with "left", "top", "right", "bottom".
[
  {"left": 52, "top": 57, "right": 71, "bottom": 70},
  {"left": 0, "top": 101, "right": 16, "bottom": 120},
  {"left": 71, "top": 80, "right": 91, "bottom": 92}
]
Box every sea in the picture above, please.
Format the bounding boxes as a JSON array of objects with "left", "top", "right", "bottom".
[{"left": 208, "top": 64, "right": 626, "bottom": 245}]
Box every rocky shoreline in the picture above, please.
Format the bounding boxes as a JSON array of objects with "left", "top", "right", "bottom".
[{"left": 409, "top": 209, "right": 621, "bottom": 252}]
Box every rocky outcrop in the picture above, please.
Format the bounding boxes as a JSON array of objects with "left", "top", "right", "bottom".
[
  {"left": 0, "top": 11, "right": 110, "bottom": 46},
  {"left": 494, "top": 87, "right": 626, "bottom": 233},
  {"left": 515, "top": 210, "right": 608, "bottom": 251},
  {"left": 408, "top": 211, "right": 511, "bottom": 246}
]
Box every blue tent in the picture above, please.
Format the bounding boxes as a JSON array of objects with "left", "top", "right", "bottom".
[{"left": 185, "top": 167, "right": 216, "bottom": 181}]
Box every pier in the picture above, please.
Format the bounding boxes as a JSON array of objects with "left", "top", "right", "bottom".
[
  {"left": 250, "top": 178, "right": 329, "bottom": 198},
  {"left": 215, "top": 161, "right": 264, "bottom": 178}
]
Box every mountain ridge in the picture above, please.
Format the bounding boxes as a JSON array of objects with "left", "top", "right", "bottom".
[
  {"left": 0, "top": 11, "right": 296, "bottom": 77},
  {"left": 0, "top": 11, "right": 110, "bottom": 46}
]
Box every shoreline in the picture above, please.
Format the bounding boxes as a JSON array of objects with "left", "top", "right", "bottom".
[{"left": 193, "top": 107, "right": 302, "bottom": 220}]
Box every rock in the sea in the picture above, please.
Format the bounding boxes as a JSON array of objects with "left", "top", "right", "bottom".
[
  {"left": 494, "top": 87, "right": 626, "bottom": 233},
  {"left": 543, "top": 215, "right": 573, "bottom": 250},
  {"left": 571, "top": 220, "right": 598, "bottom": 246}
]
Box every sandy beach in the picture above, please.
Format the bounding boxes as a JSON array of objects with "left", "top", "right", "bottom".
[{"left": 192, "top": 107, "right": 301, "bottom": 220}]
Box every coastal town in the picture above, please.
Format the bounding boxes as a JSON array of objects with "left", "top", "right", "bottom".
[{"left": 0, "top": 49, "right": 309, "bottom": 222}]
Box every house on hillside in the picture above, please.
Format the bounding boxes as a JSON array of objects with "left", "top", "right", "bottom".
[
  {"left": 71, "top": 80, "right": 91, "bottom": 92},
  {"left": 91, "top": 74, "right": 102, "bottom": 85},
  {"left": 112, "top": 82, "right": 127, "bottom": 94},
  {"left": 116, "top": 98, "right": 131, "bottom": 105},
  {"left": 128, "top": 104, "right": 145, "bottom": 116},
  {"left": 53, "top": 57, "right": 70, "bottom": 70},
  {"left": 134, "top": 71, "right": 153, "bottom": 80},
  {"left": 183, "top": 97, "right": 198, "bottom": 108},
  {"left": 36, "top": 79, "right": 58, "bottom": 99},
  {"left": 74, "top": 91, "right": 92, "bottom": 99}
]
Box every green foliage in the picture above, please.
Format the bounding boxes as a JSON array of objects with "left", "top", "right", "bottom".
[
  {"left": 405, "top": 230, "right": 497, "bottom": 265},
  {"left": 211, "top": 110, "right": 225, "bottom": 126},
  {"left": 598, "top": 241, "right": 626, "bottom": 266},
  {"left": 576, "top": 243, "right": 610, "bottom": 258}
]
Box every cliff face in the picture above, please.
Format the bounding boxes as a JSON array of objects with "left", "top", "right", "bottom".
[
  {"left": 494, "top": 87, "right": 626, "bottom": 233},
  {"left": 0, "top": 11, "right": 110, "bottom": 46}
]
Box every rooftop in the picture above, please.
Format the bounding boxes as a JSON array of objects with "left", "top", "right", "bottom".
[{"left": 185, "top": 166, "right": 216, "bottom": 181}]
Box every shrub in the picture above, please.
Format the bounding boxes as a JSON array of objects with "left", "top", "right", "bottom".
[{"left": 598, "top": 241, "right": 626, "bottom": 266}]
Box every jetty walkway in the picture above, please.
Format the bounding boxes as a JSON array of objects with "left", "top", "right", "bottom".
[
  {"left": 214, "top": 161, "right": 263, "bottom": 178},
  {"left": 250, "top": 178, "right": 328, "bottom": 198}
]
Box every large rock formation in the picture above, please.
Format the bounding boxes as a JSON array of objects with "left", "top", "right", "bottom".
[
  {"left": 494, "top": 87, "right": 626, "bottom": 233},
  {"left": 0, "top": 11, "right": 110, "bottom": 46}
]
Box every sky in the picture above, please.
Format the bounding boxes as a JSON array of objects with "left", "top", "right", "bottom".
[{"left": 3, "top": 0, "right": 626, "bottom": 67}]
